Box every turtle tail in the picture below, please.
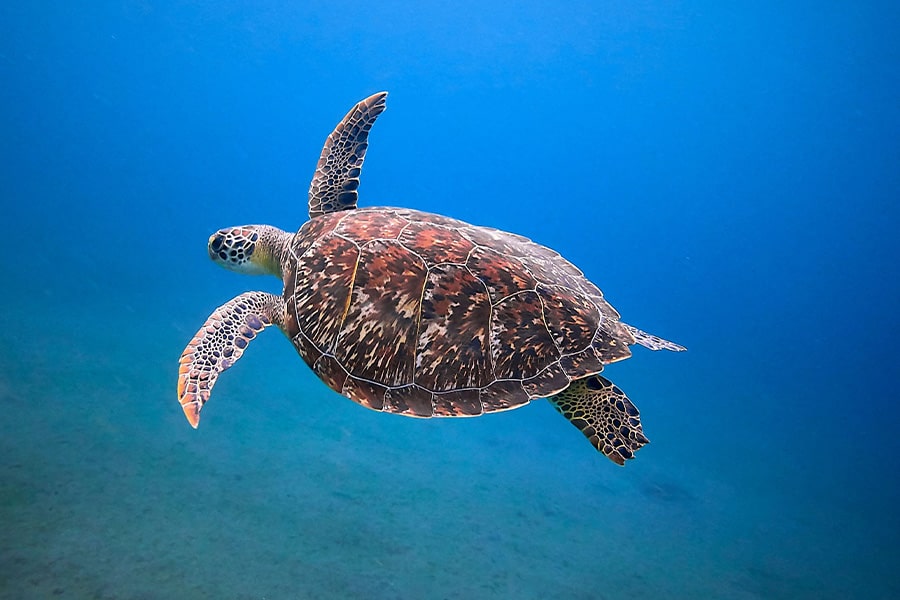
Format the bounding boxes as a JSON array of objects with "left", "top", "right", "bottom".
[{"left": 624, "top": 324, "right": 686, "bottom": 352}]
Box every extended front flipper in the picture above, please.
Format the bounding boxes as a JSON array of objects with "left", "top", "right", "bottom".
[
  {"left": 177, "top": 291, "right": 284, "bottom": 428},
  {"left": 307, "top": 91, "right": 388, "bottom": 218},
  {"left": 548, "top": 375, "right": 649, "bottom": 465}
]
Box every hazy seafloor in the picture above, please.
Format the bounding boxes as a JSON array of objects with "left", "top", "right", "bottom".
[
  {"left": 1, "top": 282, "right": 895, "bottom": 599},
  {"left": 3, "top": 1, "right": 899, "bottom": 599}
]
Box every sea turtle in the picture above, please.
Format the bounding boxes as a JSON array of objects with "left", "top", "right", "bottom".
[{"left": 177, "top": 92, "right": 685, "bottom": 465}]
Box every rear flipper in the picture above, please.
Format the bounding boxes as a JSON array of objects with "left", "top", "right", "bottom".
[
  {"left": 624, "top": 324, "right": 686, "bottom": 352},
  {"left": 548, "top": 375, "right": 649, "bottom": 465}
]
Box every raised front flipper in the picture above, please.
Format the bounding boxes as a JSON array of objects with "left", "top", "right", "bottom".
[
  {"left": 548, "top": 375, "right": 649, "bottom": 465},
  {"left": 177, "top": 291, "right": 284, "bottom": 428},
  {"left": 308, "top": 91, "right": 388, "bottom": 218}
]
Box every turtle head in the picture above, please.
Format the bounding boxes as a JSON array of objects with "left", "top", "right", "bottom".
[{"left": 208, "top": 225, "right": 289, "bottom": 277}]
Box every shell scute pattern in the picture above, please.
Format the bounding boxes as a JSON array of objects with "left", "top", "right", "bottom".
[
  {"left": 459, "top": 225, "right": 535, "bottom": 258},
  {"left": 416, "top": 264, "right": 492, "bottom": 391},
  {"left": 537, "top": 283, "right": 600, "bottom": 354},
  {"left": 521, "top": 252, "right": 594, "bottom": 299},
  {"left": 342, "top": 376, "right": 388, "bottom": 411},
  {"left": 490, "top": 290, "right": 559, "bottom": 379},
  {"left": 384, "top": 385, "right": 434, "bottom": 417},
  {"left": 466, "top": 246, "right": 537, "bottom": 303},
  {"left": 289, "top": 235, "right": 359, "bottom": 352},
  {"left": 333, "top": 208, "right": 408, "bottom": 243},
  {"left": 478, "top": 379, "right": 530, "bottom": 411},
  {"left": 558, "top": 346, "right": 606, "bottom": 376},
  {"left": 434, "top": 389, "right": 484, "bottom": 416},
  {"left": 591, "top": 324, "right": 634, "bottom": 364},
  {"left": 333, "top": 239, "right": 426, "bottom": 386},
  {"left": 393, "top": 208, "right": 468, "bottom": 229},
  {"left": 399, "top": 221, "right": 475, "bottom": 267},
  {"left": 522, "top": 364, "right": 571, "bottom": 398},
  {"left": 288, "top": 207, "right": 629, "bottom": 415},
  {"left": 291, "top": 211, "right": 343, "bottom": 259},
  {"left": 312, "top": 354, "right": 348, "bottom": 398}
]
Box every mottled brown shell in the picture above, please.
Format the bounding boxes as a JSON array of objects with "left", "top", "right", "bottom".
[{"left": 282, "top": 207, "right": 636, "bottom": 417}]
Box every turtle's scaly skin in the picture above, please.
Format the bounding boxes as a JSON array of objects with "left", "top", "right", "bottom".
[
  {"left": 307, "top": 93, "right": 386, "bottom": 218},
  {"left": 549, "top": 375, "right": 648, "bottom": 465},
  {"left": 282, "top": 206, "right": 637, "bottom": 417},
  {"left": 177, "top": 291, "right": 282, "bottom": 427}
]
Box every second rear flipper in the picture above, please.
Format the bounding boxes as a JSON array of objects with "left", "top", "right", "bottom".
[{"left": 548, "top": 375, "right": 649, "bottom": 465}]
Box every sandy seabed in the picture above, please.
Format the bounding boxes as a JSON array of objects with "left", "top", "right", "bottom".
[{"left": 0, "top": 303, "right": 894, "bottom": 600}]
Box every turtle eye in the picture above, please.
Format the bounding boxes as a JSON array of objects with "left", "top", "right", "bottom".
[{"left": 210, "top": 236, "right": 224, "bottom": 253}]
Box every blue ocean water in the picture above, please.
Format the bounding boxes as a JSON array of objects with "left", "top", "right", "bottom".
[{"left": 2, "top": 1, "right": 898, "bottom": 598}]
